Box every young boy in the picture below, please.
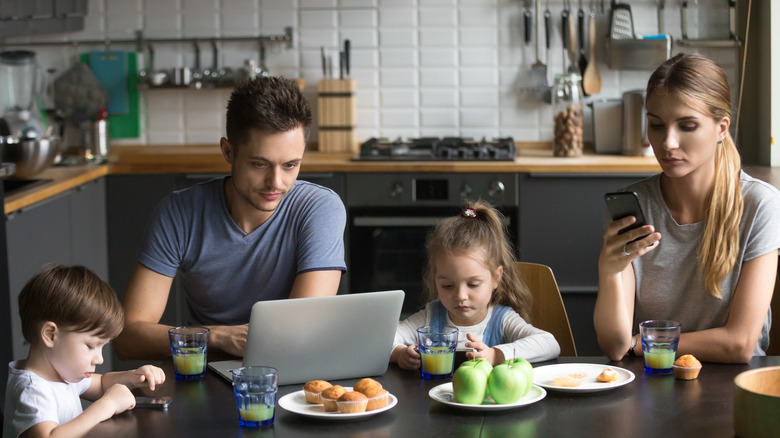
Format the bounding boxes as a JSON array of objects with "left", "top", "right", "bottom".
[{"left": 3, "top": 265, "right": 166, "bottom": 438}]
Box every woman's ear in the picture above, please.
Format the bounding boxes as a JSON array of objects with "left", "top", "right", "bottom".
[
  {"left": 717, "top": 116, "right": 731, "bottom": 142},
  {"left": 40, "top": 321, "right": 58, "bottom": 348}
]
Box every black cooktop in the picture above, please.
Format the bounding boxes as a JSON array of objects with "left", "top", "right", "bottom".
[{"left": 353, "top": 137, "right": 517, "bottom": 161}]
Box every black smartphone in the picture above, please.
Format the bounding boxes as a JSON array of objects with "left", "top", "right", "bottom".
[
  {"left": 135, "top": 396, "right": 172, "bottom": 409},
  {"left": 604, "top": 191, "right": 648, "bottom": 238}
]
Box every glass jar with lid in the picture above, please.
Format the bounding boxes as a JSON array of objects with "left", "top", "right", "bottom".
[{"left": 552, "top": 73, "right": 583, "bottom": 157}]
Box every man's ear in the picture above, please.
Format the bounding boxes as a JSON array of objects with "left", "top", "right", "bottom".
[
  {"left": 220, "top": 137, "right": 234, "bottom": 164},
  {"left": 40, "top": 321, "right": 58, "bottom": 348}
]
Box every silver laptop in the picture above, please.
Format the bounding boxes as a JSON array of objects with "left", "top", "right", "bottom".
[{"left": 208, "top": 290, "right": 404, "bottom": 386}]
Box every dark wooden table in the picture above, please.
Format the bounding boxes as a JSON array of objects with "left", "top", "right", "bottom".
[{"left": 86, "top": 356, "right": 779, "bottom": 437}]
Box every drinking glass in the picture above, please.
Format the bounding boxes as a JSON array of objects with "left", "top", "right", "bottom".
[
  {"left": 416, "top": 325, "right": 459, "bottom": 379},
  {"left": 640, "top": 320, "right": 681, "bottom": 374},
  {"left": 168, "top": 326, "right": 209, "bottom": 381},
  {"left": 232, "top": 366, "right": 278, "bottom": 427}
]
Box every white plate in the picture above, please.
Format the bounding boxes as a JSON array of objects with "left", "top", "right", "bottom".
[
  {"left": 532, "top": 363, "right": 635, "bottom": 393},
  {"left": 428, "top": 382, "right": 546, "bottom": 411},
  {"left": 277, "top": 387, "right": 397, "bottom": 420}
]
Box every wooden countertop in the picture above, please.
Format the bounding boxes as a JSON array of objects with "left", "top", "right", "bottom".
[
  {"left": 107, "top": 144, "right": 663, "bottom": 174},
  {"left": 6, "top": 144, "right": 780, "bottom": 215}
]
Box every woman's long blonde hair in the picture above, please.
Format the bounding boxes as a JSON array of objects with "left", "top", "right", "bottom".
[
  {"left": 646, "top": 53, "right": 743, "bottom": 298},
  {"left": 424, "top": 200, "right": 532, "bottom": 320}
]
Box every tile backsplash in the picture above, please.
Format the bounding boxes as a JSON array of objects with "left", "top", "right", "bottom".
[{"left": 4, "top": 0, "right": 740, "bottom": 147}]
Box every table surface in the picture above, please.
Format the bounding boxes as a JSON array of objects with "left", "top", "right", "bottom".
[{"left": 85, "top": 356, "right": 779, "bottom": 438}]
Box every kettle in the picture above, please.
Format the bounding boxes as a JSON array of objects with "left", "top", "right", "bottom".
[{"left": 622, "top": 89, "right": 653, "bottom": 156}]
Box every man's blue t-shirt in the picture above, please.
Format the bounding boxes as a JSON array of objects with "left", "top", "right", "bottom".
[{"left": 138, "top": 177, "right": 347, "bottom": 325}]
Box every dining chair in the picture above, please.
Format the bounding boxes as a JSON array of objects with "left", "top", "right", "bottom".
[
  {"left": 515, "top": 262, "right": 578, "bottom": 356},
  {"left": 768, "top": 271, "right": 780, "bottom": 355}
]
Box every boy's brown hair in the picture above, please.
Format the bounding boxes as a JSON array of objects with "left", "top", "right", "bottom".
[{"left": 18, "top": 265, "right": 124, "bottom": 343}]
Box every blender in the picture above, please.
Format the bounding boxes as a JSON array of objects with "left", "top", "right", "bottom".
[
  {"left": 0, "top": 50, "right": 61, "bottom": 178},
  {"left": 0, "top": 50, "right": 45, "bottom": 137}
]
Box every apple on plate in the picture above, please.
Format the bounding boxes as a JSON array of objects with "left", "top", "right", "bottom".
[
  {"left": 487, "top": 358, "right": 533, "bottom": 404},
  {"left": 452, "top": 358, "right": 493, "bottom": 404}
]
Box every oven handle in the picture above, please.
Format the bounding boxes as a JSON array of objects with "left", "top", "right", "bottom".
[{"left": 352, "top": 216, "right": 448, "bottom": 227}]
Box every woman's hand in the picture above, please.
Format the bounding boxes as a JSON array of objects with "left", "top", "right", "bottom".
[{"left": 599, "top": 216, "right": 660, "bottom": 275}]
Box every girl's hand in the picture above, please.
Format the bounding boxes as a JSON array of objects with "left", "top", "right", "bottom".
[
  {"left": 132, "top": 365, "right": 166, "bottom": 391},
  {"left": 397, "top": 344, "right": 421, "bottom": 371},
  {"left": 600, "top": 216, "right": 660, "bottom": 275},
  {"left": 464, "top": 334, "right": 498, "bottom": 365}
]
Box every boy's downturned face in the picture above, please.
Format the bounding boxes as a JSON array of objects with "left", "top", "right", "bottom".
[{"left": 44, "top": 325, "right": 110, "bottom": 383}]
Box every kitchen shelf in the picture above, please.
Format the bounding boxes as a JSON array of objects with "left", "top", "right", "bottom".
[
  {"left": 0, "top": 27, "right": 294, "bottom": 50},
  {"left": 676, "top": 38, "right": 742, "bottom": 48}
]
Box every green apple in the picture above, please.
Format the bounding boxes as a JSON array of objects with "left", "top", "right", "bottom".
[
  {"left": 487, "top": 358, "right": 533, "bottom": 404},
  {"left": 452, "top": 358, "right": 493, "bottom": 404}
]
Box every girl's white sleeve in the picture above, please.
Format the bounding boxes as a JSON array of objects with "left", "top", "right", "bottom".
[
  {"left": 494, "top": 311, "right": 561, "bottom": 363},
  {"left": 393, "top": 306, "right": 430, "bottom": 350}
]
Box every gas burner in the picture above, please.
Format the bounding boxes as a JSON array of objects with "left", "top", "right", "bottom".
[{"left": 353, "top": 137, "right": 516, "bottom": 161}]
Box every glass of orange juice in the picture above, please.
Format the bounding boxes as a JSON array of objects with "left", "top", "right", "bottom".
[
  {"left": 169, "top": 326, "right": 209, "bottom": 381},
  {"left": 640, "top": 320, "right": 680, "bottom": 375},
  {"left": 416, "top": 325, "right": 459, "bottom": 379}
]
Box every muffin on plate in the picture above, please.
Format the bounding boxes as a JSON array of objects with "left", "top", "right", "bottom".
[
  {"left": 353, "top": 378, "right": 382, "bottom": 394},
  {"left": 673, "top": 354, "right": 702, "bottom": 380},
  {"left": 337, "top": 391, "right": 368, "bottom": 413},
  {"left": 597, "top": 367, "right": 618, "bottom": 383},
  {"left": 321, "top": 385, "right": 347, "bottom": 411},
  {"left": 362, "top": 386, "right": 389, "bottom": 411},
  {"left": 303, "top": 380, "right": 332, "bottom": 403}
]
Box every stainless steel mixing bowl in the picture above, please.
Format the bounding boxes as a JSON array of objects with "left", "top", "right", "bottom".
[{"left": 0, "top": 136, "right": 62, "bottom": 179}]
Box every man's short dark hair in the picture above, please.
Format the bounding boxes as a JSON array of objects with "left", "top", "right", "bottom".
[{"left": 225, "top": 76, "right": 312, "bottom": 147}]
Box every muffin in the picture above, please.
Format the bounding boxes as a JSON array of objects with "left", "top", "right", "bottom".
[
  {"left": 303, "top": 380, "right": 332, "bottom": 403},
  {"left": 362, "top": 386, "right": 389, "bottom": 411},
  {"left": 597, "top": 367, "right": 618, "bottom": 383},
  {"left": 353, "top": 378, "right": 382, "bottom": 394},
  {"left": 673, "top": 354, "right": 702, "bottom": 380},
  {"left": 337, "top": 391, "right": 368, "bottom": 414},
  {"left": 320, "top": 385, "right": 347, "bottom": 412}
]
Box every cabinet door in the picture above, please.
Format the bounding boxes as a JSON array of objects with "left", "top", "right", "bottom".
[
  {"left": 519, "top": 173, "right": 650, "bottom": 292},
  {"left": 6, "top": 192, "right": 71, "bottom": 359},
  {"left": 70, "top": 178, "right": 108, "bottom": 280}
]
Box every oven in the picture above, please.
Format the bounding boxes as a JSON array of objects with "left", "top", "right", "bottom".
[{"left": 346, "top": 172, "right": 519, "bottom": 317}]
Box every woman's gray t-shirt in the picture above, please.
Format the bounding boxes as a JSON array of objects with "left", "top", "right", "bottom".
[{"left": 622, "top": 171, "right": 780, "bottom": 355}]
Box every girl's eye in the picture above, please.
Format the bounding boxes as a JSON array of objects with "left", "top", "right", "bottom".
[
  {"left": 680, "top": 124, "right": 697, "bottom": 132},
  {"left": 648, "top": 124, "right": 664, "bottom": 131},
  {"left": 468, "top": 283, "right": 481, "bottom": 288}
]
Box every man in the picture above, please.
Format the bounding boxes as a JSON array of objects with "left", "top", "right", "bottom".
[{"left": 114, "top": 77, "right": 346, "bottom": 360}]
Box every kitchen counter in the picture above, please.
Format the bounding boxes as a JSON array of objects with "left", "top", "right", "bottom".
[{"left": 5, "top": 144, "right": 780, "bottom": 215}]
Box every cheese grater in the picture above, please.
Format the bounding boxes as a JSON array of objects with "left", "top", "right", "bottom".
[{"left": 609, "top": 1, "right": 634, "bottom": 40}]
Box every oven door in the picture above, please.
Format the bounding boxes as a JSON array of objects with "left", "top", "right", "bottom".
[{"left": 348, "top": 206, "right": 516, "bottom": 318}]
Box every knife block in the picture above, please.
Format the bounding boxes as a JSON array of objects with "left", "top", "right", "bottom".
[{"left": 317, "top": 79, "right": 356, "bottom": 153}]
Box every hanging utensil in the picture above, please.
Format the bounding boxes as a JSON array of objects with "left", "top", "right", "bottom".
[
  {"left": 582, "top": 9, "right": 601, "bottom": 95},
  {"left": 561, "top": 0, "right": 570, "bottom": 72},
  {"left": 658, "top": 0, "right": 665, "bottom": 34},
  {"left": 609, "top": 0, "right": 635, "bottom": 40},
  {"left": 577, "top": 0, "right": 587, "bottom": 77},
  {"left": 530, "top": 0, "right": 548, "bottom": 93},
  {"left": 567, "top": 10, "right": 578, "bottom": 74},
  {"left": 538, "top": 1, "right": 553, "bottom": 103}
]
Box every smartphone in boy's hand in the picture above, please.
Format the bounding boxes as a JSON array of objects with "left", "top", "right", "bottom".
[{"left": 604, "top": 192, "right": 650, "bottom": 242}]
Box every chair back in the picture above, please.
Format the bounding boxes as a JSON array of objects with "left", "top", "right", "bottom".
[
  {"left": 768, "top": 272, "right": 780, "bottom": 355},
  {"left": 515, "top": 262, "right": 578, "bottom": 356}
]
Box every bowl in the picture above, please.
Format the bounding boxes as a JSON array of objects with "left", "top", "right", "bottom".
[
  {"left": 0, "top": 136, "right": 62, "bottom": 179},
  {"left": 734, "top": 366, "right": 780, "bottom": 438}
]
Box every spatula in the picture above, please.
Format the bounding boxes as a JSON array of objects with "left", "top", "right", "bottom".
[
  {"left": 582, "top": 10, "right": 602, "bottom": 95},
  {"left": 530, "top": 0, "right": 548, "bottom": 93}
]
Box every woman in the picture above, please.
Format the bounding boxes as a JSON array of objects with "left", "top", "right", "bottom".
[{"left": 594, "top": 53, "right": 780, "bottom": 363}]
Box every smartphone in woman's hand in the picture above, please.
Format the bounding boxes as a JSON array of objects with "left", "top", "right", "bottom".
[{"left": 604, "top": 192, "right": 650, "bottom": 241}]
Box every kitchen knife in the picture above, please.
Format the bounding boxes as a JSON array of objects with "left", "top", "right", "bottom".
[
  {"left": 681, "top": 1, "right": 688, "bottom": 41},
  {"left": 344, "top": 39, "right": 351, "bottom": 77},
  {"left": 320, "top": 46, "right": 327, "bottom": 78},
  {"left": 524, "top": 1, "right": 532, "bottom": 45},
  {"left": 339, "top": 50, "right": 344, "bottom": 79},
  {"left": 561, "top": 1, "right": 570, "bottom": 73}
]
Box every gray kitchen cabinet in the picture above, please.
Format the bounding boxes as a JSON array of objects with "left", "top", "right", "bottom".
[
  {"left": 518, "top": 172, "right": 652, "bottom": 355},
  {"left": 5, "top": 178, "right": 109, "bottom": 370}
]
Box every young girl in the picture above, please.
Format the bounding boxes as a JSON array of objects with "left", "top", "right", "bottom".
[
  {"left": 594, "top": 53, "right": 780, "bottom": 363},
  {"left": 3, "top": 265, "right": 166, "bottom": 438},
  {"left": 391, "top": 200, "right": 560, "bottom": 369}
]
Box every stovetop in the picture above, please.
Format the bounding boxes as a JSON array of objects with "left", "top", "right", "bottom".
[{"left": 353, "top": 137, "right": 516, "bottom": 161}]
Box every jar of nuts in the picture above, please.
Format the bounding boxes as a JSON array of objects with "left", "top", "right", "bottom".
[{"left": 552, "top": 73, "right": 583, "bottom": 157}]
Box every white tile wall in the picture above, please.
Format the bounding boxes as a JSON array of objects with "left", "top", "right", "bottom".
[{"left": 5, "top": 0, "right": 739, "bottom": 146}]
